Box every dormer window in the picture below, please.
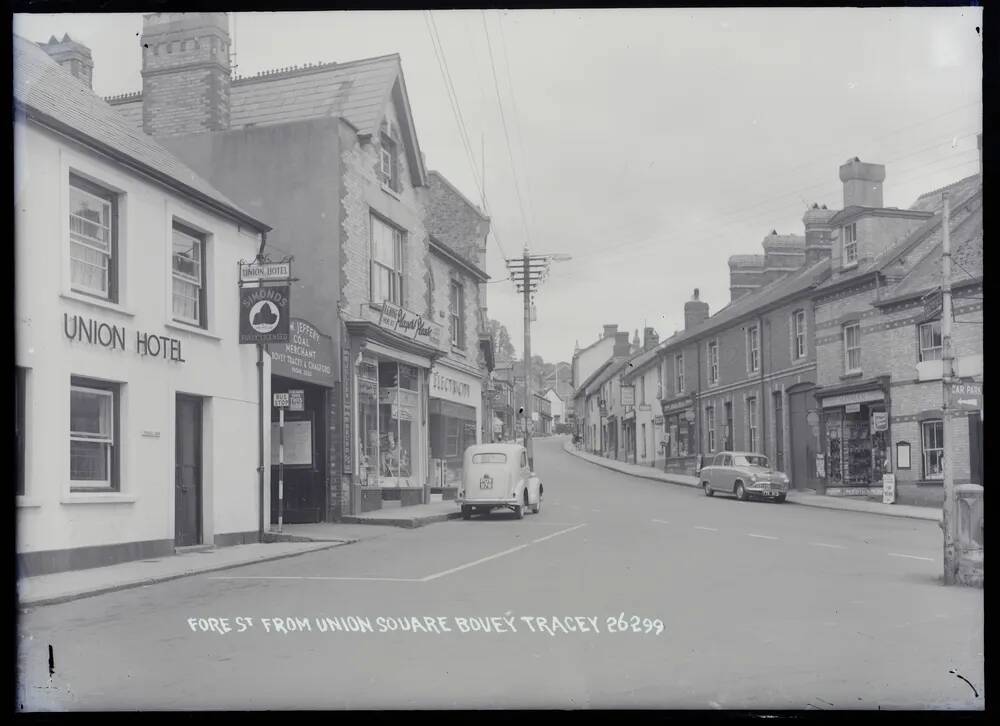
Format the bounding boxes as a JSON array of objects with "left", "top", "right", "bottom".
[{"left": 843, "top": 222, "right": 858, "bottom": 264}]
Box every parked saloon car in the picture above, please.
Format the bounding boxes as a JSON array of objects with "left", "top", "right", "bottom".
[
  {"left": 699, "top": 451, "right": 789, "bottom": 502},
  {"left": 458, "top": 443, "right": 543, "bottom": 519}
]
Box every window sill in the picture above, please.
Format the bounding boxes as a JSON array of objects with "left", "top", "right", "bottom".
[
  {"left": 16, "top": 496, "right": 42, "bottom": 508},
  {"left": 60, "top": 292, "right": 136, "bottom": 318},
  {"left": 61, "top": 492, "right": 136, "bottom": 505},
  {"left": 841, "top": 261, "right": 859, "bottom": 271},
  {"left": 450, "top": 345, "right": 466, "bottom": 356},
  {"left": 840, "top": 371, "right": 863, "bottom": 380},
  {"left": 165, "top": 320, "right": 223, "bottom": 341},
  {"left": 380, "top": 183, "right": 402, "bottom": 200}
]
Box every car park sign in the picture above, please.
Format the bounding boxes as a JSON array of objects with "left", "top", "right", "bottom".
[{"left": 948, "top": 381, "right": 982, "bottom": 411}]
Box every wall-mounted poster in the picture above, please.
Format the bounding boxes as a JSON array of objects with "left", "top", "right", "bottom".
[
  {"left": 271, "top": 419, "right": 313, "bottom": 466},
  {"left": 896, "top": 441, "right": 911, "bottom": 470}
]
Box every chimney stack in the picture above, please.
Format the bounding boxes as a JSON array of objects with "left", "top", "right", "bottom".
[
  {"left": 684, "top": 288, "right": 710, "bottom": 330},
  {"left": 839, "top": 157, "right": 885, "bottom": 208},
  {"left": 642, "top": 326, "right": 659, "bottom": 351},
  {"left": 613, "top": 332, "right": 632, "bottom": 358},
  {"left": 38, "top": 34, "right": 94, "bottom": 89},
  {"left": 802, "top": 203, "right": 838, "bottom": 265},
  {"left": 602, "top": 324, "right": 619, "bottom": 339},
  {"left": 140, "top": 12, "right": 232, "bottom": 137}
]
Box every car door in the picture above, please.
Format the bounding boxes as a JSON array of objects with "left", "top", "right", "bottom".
[
  {"left": 703, "top": 454, "right": 718, "bottom": 486},
  {"left": 723, "top": 454, "right": 738, "bottom": 493},
  {"left": 707, "top": 453, "right": 723, "bottom": 488}
]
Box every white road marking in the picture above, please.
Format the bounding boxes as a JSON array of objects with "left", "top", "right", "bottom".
[
  {"left": 888, "top": 552, "right": 935, "bottom": 562},
  {"left": 693, "top": 526, "right": 718, "bottom": 531},
  {"left": 747, "top": 533, "right": 779, "bottom": 540},
  {"left": 809, "top": 542, "right": 846, "bottom": 549},
  {"left": 420, "top": 523, "right": 588, "bottom": 582},
  {"left": 208, "top": 576, "right": 421, "bottom": 582},
  {"left": 652, "top": 519, "right": 670, "bottom": 525}
]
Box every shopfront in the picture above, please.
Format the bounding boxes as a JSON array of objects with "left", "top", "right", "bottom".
[
  {"left": 428, "top": 361, "right": 482, "bottom": 489},
  {"left": 345, "top": 303, "right": 443, "bottom": 512},
  {"left": 661, "top": 394, "right": 699, "bottom": 475},
  {"left": 816, "top": 381, "right": 890, "bottom": 491},
  {"left": 269, "top": 318, "right": 337, "bottom": 523}
]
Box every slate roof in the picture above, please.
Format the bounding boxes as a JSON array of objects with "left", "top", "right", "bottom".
[
  {"left": 909, "top": 173, "right": 982, "bottom": 214},
  {"left": 584, "top": 357, "right": 631, "bottom": 396},
  {"left": 14, "top": 35, "right": 268, "bottom": 231},
  {"left": 877, "top": 191, "right": 983, "bottom": 304},
  {"left": 623, "top": 258, "right": 831, "bottom": 381}
]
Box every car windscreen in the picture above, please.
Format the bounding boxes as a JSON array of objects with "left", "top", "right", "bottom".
[
  {"left": 472, "top": 453, "right": 507, "bottom": 464},
  {"left": 733, "top": 454, "right": 769, "bottom": 468}
]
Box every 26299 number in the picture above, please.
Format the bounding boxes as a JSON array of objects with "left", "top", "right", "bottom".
[{"left": 606, "top": 613, "right": 664, "bottom": 635}]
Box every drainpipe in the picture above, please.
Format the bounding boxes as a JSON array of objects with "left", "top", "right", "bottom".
[
  {"left": 760, "top": 314, "right": 767, "bottom": 457},
  {"left": 695, "top": 341, "right": 703, "bottom": 472},
  {"left": 255, "top": 232, "right": 267, "bottom": 542}
]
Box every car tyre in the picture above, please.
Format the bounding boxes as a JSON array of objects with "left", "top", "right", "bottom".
[
  {"left": 703, "top": 482, "right": 714, "bottom": 497},
  {"left": 461, "top": 506, "right": 472, "bottom": 520},
  {"left": 532, "top": 495, "right": 541, "bottom": 514},
  {"left": 735, "top": 482, "right": 747, "bottom": 501},
  {"left": 776, "top": 494, "right": 786, "bottom": 503}
]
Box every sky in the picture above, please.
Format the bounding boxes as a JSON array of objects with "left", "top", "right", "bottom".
[{"left": 13, "top": 8, "right": 983, "bottom": 364}]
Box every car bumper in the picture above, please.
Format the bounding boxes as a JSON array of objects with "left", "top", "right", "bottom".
[
  {"left": 457, "top": 496, "right": 519, "bottom": 508},
  {"left": 746, "top": 484, "right": 787, "bottom": 497}
]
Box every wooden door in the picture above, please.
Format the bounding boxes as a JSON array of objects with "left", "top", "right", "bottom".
[{"left": 175, "top": 395, "right": 203, "bottom": 546}]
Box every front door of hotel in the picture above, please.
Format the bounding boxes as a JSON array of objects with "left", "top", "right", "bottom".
[{"left": 175, "top": 394, "right": 203, "bottom": 547}]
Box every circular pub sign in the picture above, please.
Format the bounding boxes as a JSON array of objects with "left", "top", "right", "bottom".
[{"left": 239, "top": 285, "right": 290, "bottom": 344}]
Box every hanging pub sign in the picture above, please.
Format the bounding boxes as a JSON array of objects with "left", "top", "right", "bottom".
[
  {"left": 239, "top": 285, "right": 290, "bottom": 344},
  {"left": 872, "top": 411, "right": 889, "bottom": 431},
  {"left": 621, "top": 385, "right": 635, "bottom": 407}
]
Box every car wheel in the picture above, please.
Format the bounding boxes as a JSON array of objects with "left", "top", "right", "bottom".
[
  {"left": 461, "top": 506, "right": 472, "bottom": 520},
  {"left": 776, "top": 494, "right": 786, "bottom": 503},
  {"left": 703, "top": 482, "right": 714, "bottom": 497},
  {"left": 735, "top": 482, "right": 747, "bottom": 501},
  {"left": 532, "top": 495, "right": 541, "bottom": 514}
]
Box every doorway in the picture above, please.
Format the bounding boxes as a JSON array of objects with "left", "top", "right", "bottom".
[{"left": 175, "top": 394, "right": 203, "bottom": 546}]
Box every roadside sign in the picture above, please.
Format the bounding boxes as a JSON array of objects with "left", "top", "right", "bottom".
[
  {"left": 948, "top": 381, "right": 982, "bottom": 411},
  {"left": 922, "top": 288, "right": 943, "bottom": 319},
  {"left": 273, "top": 393, "right": 290, "bottom": 408},
  {"left": 240, "top": 261, "right": 291, "bottom": 282},
  {"left": 882, "top": 473, "right": 896, "bottom": 504},
  {"left": 288, "top": 389, "right": 305, "bottom": 412}
]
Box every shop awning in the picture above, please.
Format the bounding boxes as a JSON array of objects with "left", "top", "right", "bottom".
[{"left": 430, "top": 398, "right": 477, "bottom": 420}]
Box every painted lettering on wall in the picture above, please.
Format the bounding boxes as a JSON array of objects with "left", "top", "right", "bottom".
[
  {"left": 64, "top": 313, "right": 185, "bottom": 362},
  {"left": 431, "top": 370, "right": 471, "bottom": 399}
]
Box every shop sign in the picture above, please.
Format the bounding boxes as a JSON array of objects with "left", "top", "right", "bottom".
[
  {"left": 845, "top": 403, "right": 862, "bottom": 414},
  {"left": 827, "top": 486, "right": 883, "bottom": 497},
  {"left": 240, "top": 261, "right": 291, "bottom": 282},
  {"left": 431, "top": 366, "right": 474, "bottom": 402},
  {"left": 821, "top": 389, "right": 884, "bottom": 409},
  {"left": 239, "top": 285, "right": 290, "bottom": 344},
  {"left": 653, "top": 415, "right": 664, "bottom": 425},
  {"left": 63, "top": 313, "right": 185, "bottom": 362},
  {"left": 815, "top": 453, "right": 826, "bottom": 478},
  {"left": 948, "top": 381, "right": 982, "bottom": 411},
  {"left": 288, "top": 389, "right": 305, "bottom": 412},
  {"left": 621, "top": 385, "right": 635, "bottom": 406},
  {"left": 882, "top": 473, "right": 896, "bottom": 504},
  {"left": 341, "top": 346, "right": 353, "bottom": 475},
  {"left": 269, "top": 318, "right": 335, "bottom": 383},
  {"left": 872, "top": 411, "right": 889, "bottom": 431},
  {"left": 376, "top": 302, "right": 436, "bottom": 344}
]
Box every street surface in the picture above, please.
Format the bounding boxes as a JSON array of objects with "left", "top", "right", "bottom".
[{"left": 17, "top": 436, "right": 984, "bottom": 710}]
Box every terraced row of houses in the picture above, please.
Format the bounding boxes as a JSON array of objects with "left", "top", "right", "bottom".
[{"left": 572, "top": 149, "right": 983, "bottom": 506}]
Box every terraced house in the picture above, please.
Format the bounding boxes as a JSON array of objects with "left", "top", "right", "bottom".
[{"left": 103, "top": 11, "right": 493, "bottom": 519}]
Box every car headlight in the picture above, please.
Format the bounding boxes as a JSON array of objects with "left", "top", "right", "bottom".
[{"left": 749, "top": 473, "right": 757, "bottom": 482}]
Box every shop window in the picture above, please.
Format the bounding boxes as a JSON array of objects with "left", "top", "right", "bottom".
[
  {"left": 705, "top": 405, "right": 716, "bottom": 452},
  {"left": 370, "top": 214, "right": 404, "bottom": 305},
  {"left": 921, "top": 419, "right": 944, "bottom": 480},
  {"left": 449, "top": 280, "right": 464, "bottom": 347},
  {"left": 793, "top": 309, "right": 806, "bottom": 359},
  {"left": 843, "top": 323, "right": 861, "bottom": 373},
  {"left": 747, "top": 397, "right": 758, "bottom": 452},
  {"left": 708, "top": 341, "right": 719, "bottom": 384},
  {"left": 843, "top": 223, "right": 858, "bottom": 264},
  {"left": 70, "top": 377, "right": 120, "bottom": 491},
  {"left": 675, "top": 354, "right": 684, "bottom": 393},
  {"left": 747, "top": 325, "right": 760, "bottom": 372},
  {"left": 69, "top": 174, "right": 118, "bottom": 301},
  {"left": 918, "top": 320, "right": 942, "bottom": 362},
  {"left": 16, "top": 367, "right": 26, "bottom": 496},
  {"left": 171, "top": 223, "right": 207, "bottom": 327},
  {"left": 445, "top": 418, "right": 461, "bottom": 458}
]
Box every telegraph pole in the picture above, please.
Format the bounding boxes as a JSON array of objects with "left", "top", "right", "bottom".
[
  {"left": 941, "top": 192, "right": 958, "bottom": 584},
  {"left": 507, "top": 250, "right": 572, "bottom": 471}
]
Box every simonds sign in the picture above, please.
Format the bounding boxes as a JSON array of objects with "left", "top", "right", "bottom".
[{"left": 239, "top": 285, "right": 290, "bottom": 344}]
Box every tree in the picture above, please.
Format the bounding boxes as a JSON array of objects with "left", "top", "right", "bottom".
[{"left": 486, "top": 317, "right": 516, "bottom": 363}]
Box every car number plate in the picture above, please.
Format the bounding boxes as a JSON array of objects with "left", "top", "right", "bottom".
[{"left": 480, "top": 474, "right": 493, "bottom": 489}]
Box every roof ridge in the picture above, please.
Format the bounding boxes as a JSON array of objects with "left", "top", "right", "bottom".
[
  {"left": 910, "top": 172, "right": 981, "bottom": 208},
  {"left": 232, "top": 53, "right": 399, "bottom": 84},
  {"left": 875, "top": 187, "right": 982, "bottom": 272}
]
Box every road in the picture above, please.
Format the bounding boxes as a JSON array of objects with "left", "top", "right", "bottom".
[{"left": 17, "top": 436, "right": 984, "bottom": 710}]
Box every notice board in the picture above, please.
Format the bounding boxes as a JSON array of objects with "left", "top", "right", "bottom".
[{"left": 271, "top": 419, "right": 313, "bottom": 466}]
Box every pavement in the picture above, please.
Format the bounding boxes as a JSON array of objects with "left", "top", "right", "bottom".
[
  {"left": 563, "top": 440, "right": 942, "bottom": 523},
  {"left": 16, "top": 436, "right": 983, "bottom": 710}
]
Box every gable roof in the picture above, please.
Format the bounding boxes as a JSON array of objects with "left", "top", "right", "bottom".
[
  {"left": 585, "top": 357, "right": 631, "bottom": 395},
  {"left": 429, "top": 235, "right": 489, "bottom": 282},
  {"left": 574, "top": 358, "right": 616, "bottom": 398},
  {"left": 15, "top": 35, "right": 269, "bottom": 232},
  {"left": 876, "top": 192, "right": 983, "bottom": 305},
  {"left": 108, "top": 53, "right": 427, "bottom": 186},
  {"left": 623, "top": 259, "right": 831, "bottom": 380}
]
